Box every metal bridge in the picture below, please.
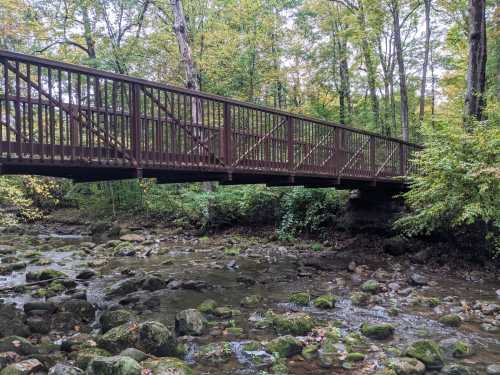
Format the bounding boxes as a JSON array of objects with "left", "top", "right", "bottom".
[{"left": 0, "top": 50, "right": 421, "bottom": 189}]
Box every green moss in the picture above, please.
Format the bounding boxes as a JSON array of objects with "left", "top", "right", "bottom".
[
  {"left": 224, "top": 327, "right": 243, "bottom": 336},
  {"left": 214, "top": 306, "right": 233, "bottom": 318},
  {"left": 351, "top": 292, "right": 371, "bottom": 306},
  {"left": 288, "top": 292, "right": 310, "bottom": 306},
  {"left": 265, "top": 335, "right": 302, "bottom": 357},
  {"left": 302, "top": 343, "right": 319, "bottom": 360},
  {"left": 197, "top": 299, "right": 217, "bottom": 314},
  {"left": 224, "top": 247, "right": 240, "bottom": 256},
  {"left": 438, "top": 314, "right": 462, "bottom": 327},
  {"left": 74, "top": 347, "right": 111, "bottom": 370},
  {"left": 242, "top": 341, "right": 260, "bottom": 352},
  {"left": 360, "top": 323, "right": 395, "bottom": 340},
  {"left": 313, "top": 295, "right": 336, "bottom": 309},
  {"left": 343, "top": 332, "right": 367, "bottom": 352},
  {"left": 361, "top": 279, "right": 382, "bottom": 294},
  {"left": 452, "top": 340, "right": 474, "bottom": 358},
  {"left": 272, "top": 312, "right": 315, "bottom": 335},
  {"left": 346, "top": 352, "right": 365, "bottom": 362},
  {"left": 427, "top": 297, "right": 441, "bottom": 307},
  {"left": 404, "top": 340, "right": 444, "bottom": 369},
  {"left": 240, "top": 294, "right": 263, "bottom": 308},
  {"left": 311, "top": 243, "right": 322, "bottom": 252}
]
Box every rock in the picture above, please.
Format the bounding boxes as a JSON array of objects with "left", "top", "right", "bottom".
[
  {"left": 25, "top": 269, "right": 67, "bottom": 282},
  {"left": 0, "top": 352, "right": 20, "bottom": 369},
  {"left": 411, "top": 249, "right": 432, "bottom": 264},
  {"left": 351, "top": 292, "right": 371, "bottom": 306},
  {"left": 213, "top": 307, "right": 233, "bottom": 319},
  {"left": 119, "top": 234, "right": 144, "bottom": 242},
  {"left": 496, "top": 289, "right": 500, "bottom": 298},
  {"left": 318, "top": 337, "right": 342, "bottom": 368},
  {"left": 24, "top": 302, "right": 57, "bottom": 315},
  {"left": 405, "top": 340, "right": 444, "bottom": 370},
  {"left": 480, "top": 323, "right": 500, "bottom": 333},
  {"left": 106, "top": 279, "right": 141, "bottom": 297},
  {"left": 0, "top": 336, "right": 37, "bottom": 355},
  {"left": 98, "top": 323, "right": 138, "bottom": 354},
  {"left": 0, "top": 359, "right": 43, "bottom": 375},
  {"left": 288, "top": 292, "right": 310, "bottom": 306},
  {"left": 0, "top": 304, "right": 30, "bottom": 338},
  {"left": 26, "top": 316, "right": 51, "bottom": 334},
  {"left": 482, "top": 304, "right": 500, "bottom": 315},
  {"left": 487, "top": 364, "right": 500, "bottom": 375},
  {"left": 361, "top": 279, "right": 382, "bottom": 294},
  {"left": 175, "top": 309, "right": 206, "bottom": 336},
  {"left": 313, "top": 295, "right": 336, "bottom": 309},
  {"left": 269, "top": 312, "right": 315, "bottom": 335},
  {"left": 141, "top": 276, "right": 165, "bottom": 292},
  {"left": 408, "top": 273, "right": 428, "bottom": 286},
  {"left": 346, "top": 352, "right": 365, "bottom": 362},
  {"left": 74, "top": 347, "right": 111, "bottom": 370},
  {"left": 100, "top": 310, "right": 136, "bottom": 333},
  {"left": 142, "top": 357, "right": 194, "bottom": 375},
  {"left": 86, "top": 356, "right": 141, "bottom": 375},
  {"left": 59, "top": 300, "right": 95, "bottom": 323},
  {"left": 136, "top": 321, "right": 176, "bottom": 356},
  {"left": 439, "top": 338, "right": 474, "bottom": 358},
  {"left": 439, "top": 314, "right": 462, "bottom": 328},
  {"left": 360, "top": 323, "right": 395, "bottom": 340},
  {"left": 76, "top": 270, "right": 96, "bottom": 280},
  {"left": 440, "top": 364, "right": 474, "bottom": 375},
  {"left": 240, "top": 295, "right": 263, "bottom": 308},
  {"left": 197, "top": 299, "right": 217, "bottom": 314},
  {"left": 265, "top": 335, "right": 303, "bottom": 357},
  {"left": 119, "top": 348, "right": 148, "bottom": 363},
  {"left": 48, "top": 364, "right": 84, "bottom": 375},
  {"left": 389, "top": 357, "right": 425, "bottom": 375},
  {"left": 196, "top": 342, "right": 233, "bottom": 364}
]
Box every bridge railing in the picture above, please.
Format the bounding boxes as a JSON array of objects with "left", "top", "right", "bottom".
[{"left": 0, "top": 50, "right": 422, "bottom": 182}]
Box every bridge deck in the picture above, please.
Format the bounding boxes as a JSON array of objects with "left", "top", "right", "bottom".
[{"left": 0, "top": 50, "right": 421, "bottom": 189}]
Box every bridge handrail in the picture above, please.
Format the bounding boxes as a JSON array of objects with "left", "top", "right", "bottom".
[{"left": 0, "top": 49, "right": 422, "bottom": 149}]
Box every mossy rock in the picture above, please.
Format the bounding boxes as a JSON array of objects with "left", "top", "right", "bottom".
[
  {"left": 439, "top": 314, "right": 462, "bottom": 328},
  {"left": 74, "top": 347, "right": 111, "bottom": 370},
  {"left": 343, "top": 332, "right": 367, "bottom": 352},
  {"left": 0, "top": 336, "right": 37, "bottom": 355},
  {"left": 142, "top": 357, "right": 195, "bottom": 375},
  {"left": 213, "top": 306, "right": 233, "bottom": 319},
  {"left": 197, "top": 299, "right": 217, "bottom": 314},
  {"left": 25, "top": 269, "right": 67, "bottom": 282},
  {"left": 452, "top": 340, "right": 474, "bottom": 358},
  {"left": 271, "top": 312, "right": 315, "bottom": 335},
  {"left": 361, "top": 323, "right": 395, "bottom": 340},
  {"left": 288, "top": 292, "right": 310, "bottom": 306},
  {"left": 404, "top": 340, "right": 444, "bottom": 370},
  {"left": 302, "top": 343, "right": 320, "bottom": 360},
  {"left": 313, "top": 295, "right": 336, "bottom": 309},
  {"left": 100, "top": 310, "right": 136, "bottom": 333},
  {"left": 265, "top": 335, "right": 303, "bottom": 358},
  {"left": 224, "top": 247, "right": 240, "bottom": 256},
  {"left": 388, "top": 357, "right": 425, "bottom": 375},
  {"left": 196, "top": 342, "right": 233, "bottom": 364},
  {"left": 242, "top": 341, "right": 261, "bottom": 352},
  {"left": 86, "top": 355, "right": 141, "bottom": 375},
  {"left": 361, "top": 279, "right": 382, "bottom": 294},
  {"left": 351, "top": 292, "right": 371, "bottom": 306},
  {"left": 346, "top": 352, "right": 365, "bottom": 362},
  {"left": 240, "top": 294, "right": 263, "bottom": 308},
  {"left": 224, "top": 327, "right": 243, "bottom": 336}
]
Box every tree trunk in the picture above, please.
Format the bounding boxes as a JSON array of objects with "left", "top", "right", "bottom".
[
  {"left": 419, "top": 0, "right": 432, "bottom": 124},
  {"left": 80, "top": 2, "right": 97, "bottom": 62},
  {"left": 357, "top": 1, "right": 380, "bottom": 130},
  {"left": 338, "top": 39, "right": 351, "bottom": 125},
  {"left": 464, "top": 0, "right": 488, "bottom": 125},
  {"left": 391, "top": 0, "right": 409, "bottom": 141}
]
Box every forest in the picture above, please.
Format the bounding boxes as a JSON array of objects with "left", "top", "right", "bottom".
[{"left": 0, "top": 1, "right": 499, "bottom": 374}]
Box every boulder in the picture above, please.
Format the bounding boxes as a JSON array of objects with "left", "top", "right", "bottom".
[
  {"left": 195, "top": 342, "right": 233, "bottom": 364},
  {"left": 405, "top": 340, "right": 444, "bottom": 370},
  {"left": 197, "top": 300, "right": 217, "bottom": 314},
  {"left": 240, "top": 295, "right": 263, "bottom": 308},
  {"left": 0, "top": 359, "right": 43, "bottom": 375},
  {"left": 76, "top": 270, "right": 96, "bottom": 280},
  {"left": 0, "top": 304, "right": 30, "bottom": 338},
  {"left": 25, "top": 269, "right": 67, "bottom": 282},
  {"left": 100, "top": 310, "right": 136, "bottom": 333},
  {"left": 175, "top": 309, "right": 206, "bottom": 336},
  {"left": 383, "top": 236, "right": 410, "bottom": 256},
  {"left": 0, "top": 336, "right": 37, "bottom": 355},
  {"left": 361, "top": 279, "right": 382, "bottom": 294},
  {"left": 137, "top": 321, "right": 176, "bottom": 357},
  {"left": 408, "top": 273, "right": 428, "bottom": 286},
  {"left": 265, "top": 336, "right": 302, "bottom": 358},
  {"left": 59, "top": 300, "right": 95, "bottom": 323},
  {"left": 360, "top": 323, "right": 395, "bottom": 340},
  {"left": 48, "top": 364, "right": 84, "bottom": 375},
  {"left": 440, "top": 364, "right": 474, "bottom": 375},
  {"left": 119, "top": 348, "right": 148, "bottom": 363},
  {"left": 269, "top": 312, "right": 315, "bottom": 335},
  {"left": 86, "top": 356, "right": 141, "bottom": 375},
  {"left": 388, "top": 357, "right": 425, "bottom": 375},
  {"left": 313, "top": 295, "right": 336, "bottom": 309},
  {"left": 142, "top": 358, "right": 194, "bottom": 375},
  {"left": 439, "top": 314, "right": 462, "bottom": 328}
]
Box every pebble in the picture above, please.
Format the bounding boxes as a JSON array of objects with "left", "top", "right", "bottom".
[{"left": 487, "top": 364, "right": 500, "bottom": 375}]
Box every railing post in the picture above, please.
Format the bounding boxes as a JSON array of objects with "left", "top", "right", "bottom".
[
  {"left": 223, "top": 102, "right": 232, "bottom": 169},
  {"left": 399, "top": 142, "right": 405, "bottom": 177},
  {"left": 334, "top": 127, "right": 342, "bottom": 175},
  {"left": 287, "top": 116, "right": 294, "bottom": 172},
  {"left": 370, "top": 137, "right": 376, "bottom": 181},
  {"left": 130, "top": 83, "right": 141, "bottom": 169}
]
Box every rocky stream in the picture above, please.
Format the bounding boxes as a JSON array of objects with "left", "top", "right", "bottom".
[{"left": 0, "top": 218, "right": 499, "bottom": 375}]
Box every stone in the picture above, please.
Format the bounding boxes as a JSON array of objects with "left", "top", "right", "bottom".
[
  {"left": 25, "top": 269, "right": 67, "bottom": 282},
  {"left": 361, "top": 279, "right": 382, "bottom": 294},
  {"left": 97, "top": 323, "right": 137, "bottom": 354},
  {"left": 480, "top": 323, "right": 500, "bottom": 333},
  {"left": 383, "top": 236, "right": 410, "bottom": 256},
  {"left": 346, "top": 352, "right": 365, "bottom": 362},
  {"left": 141, "top": 276, "right": 165, "bottom": 291},
  {"left": 0, "top": 304, "right": 30, "bottom": 338},
  {"left": 351, "top": 291, "right": 371, "bottom": 306},
  {"left": 119, "top": 234, "right": 144, "bottom": 243},
  {"left": 197, "top": 299, "right": 217, "bottom": 314},
  {"left": 136, "top": 321, "right": 176, "bottom": 357},
  {"left": 106, "top": 279, "right": 141, "bottom": 297},
  {"left": 24, "top": 302, "right": 57, "bottom": 315},
  {"left": 100, "top": 310, "right": 136, "bottom": 333},
  {"left": 48, "top": 364, "right": 84, "bottom": 375},
  {"left": 408, "top": 273, "right": 428, "bottom": 286},
  {"left": 313, "top": 295, "right": 336, "bottom": 309},
  {"left": 0, "top": 336, "right": 37, "bottom": 355},
  {"left": 269, "top": 312, "right": 315, "bottom": 335},
  {"left": 0, "top": 359, "right": 42, "bottom": 375},
  {"left": 59, "top": 300, "right": 95, "bottom": 323},
  {"left": 0, "top": 352, "right": 20, "bottom": 369},
  {"left": 439, "top": 314, "right": 462, "bottom": 328},
  {"left": 196, "top": 342, "right": 233, "bottom": 364},
  {"left": 360, "top": 323, "right": 395, "bottom": 340},
  {"left": 482, "top": 304, "right": 500, "bottom": 315},
  {"left": 265, "top": 335, "right": 303, "bottom": 357},
  {"left": 439, "top": 338, "right": 474, "bottom": 358},
  {"left": 440, "top": 364, "right": 474, "bottom": 375},
  {"left": 74, "top": 347, "right": 111, "bottom": 370},
  {"left": 76, "top": 270, "right": 96, "bottom": 280},
  {"left": 119, "top": 348, "right": 148, "bottom": 362},
  {"left": 26, "top": 316, "right": 51, "bottom": 334},
  {"left": 240, "top": 295, "right": 263, "bottom": 308},
  {"left": 213, "top": 307, "right": 233, "bottom": 319},
  {"left": 405, "top": 340, "right": 444, "bottom": 370},
  {"left": 388, "top": 357, "right": 425, "bottom": 375},
  {"left": 175, "top": 309, "right": 206, "bottom": 336},
  {"left": 142, "top": 358, "right": 194, "bottom": 375},
  {"left": 318, "top": 337, "right": 342, "bottom": 368},
  {"left": 86, "top": 356, "right": 141, "bottom": 375},
  {"left": 487, "top": 364, "right": 500, "bottom": 375}
]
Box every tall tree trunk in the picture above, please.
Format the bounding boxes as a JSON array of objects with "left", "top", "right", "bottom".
[
  {"left": 170, "top": 0, "right": 215, "bottom": 191},
  {"left": 391, "top": 0, "right": 409, "bottom": 141},
  {"left": 338, "top": 39, "right": 351, "bottom": 125},
  {"left": 464, "top": 0, "right": 488, "bottom": 125},
  {"left": 419, "top": 0, "right": 432, "bottom": 124},
  {"left": 430, "top": 45, "right": 436, "bottom": 128},
  {"left": 80, "top": 2, "right": 97, "bottom": 62}
]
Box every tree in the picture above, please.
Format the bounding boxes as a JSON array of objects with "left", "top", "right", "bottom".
[
  {"left": 464, "top": 0, "right": 487, "bottom": 124},
  {"left": 418, "top": 0, "right": 432, "bottom": 124}
]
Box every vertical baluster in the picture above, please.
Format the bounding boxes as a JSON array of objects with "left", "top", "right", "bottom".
[
  {"left": 27, "top": 64, "right": 34, "bottom": 161},
  {"left": 15, "top": 61, "right": 21, "bottom": 159},
  {"left": 58, "top": 69, "right": 64, "bottom": 161}
]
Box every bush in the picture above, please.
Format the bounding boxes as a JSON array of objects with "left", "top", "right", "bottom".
[{"left": 396, "top": 118, "right": 499, "bottom": 255}]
